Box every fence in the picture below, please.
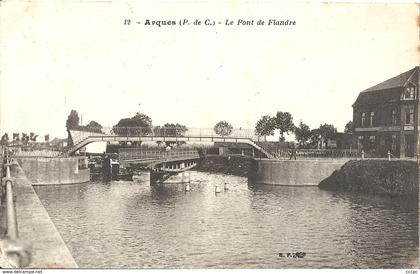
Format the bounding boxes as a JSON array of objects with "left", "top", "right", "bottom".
[
  {"left": 6, "top": 145, "right": 64, "bottom": 158},
  {"left": 11, "top": 150, "right": 63, "bottom": 157},
  {"left": 1, "top": 150, "right": 31, "bottom": 267},
  {"left": 272, "top": 149, "right": 360, "bottom": 159},
  {"left": 119, "top": 148, "right": 199, "bottom": 161}
]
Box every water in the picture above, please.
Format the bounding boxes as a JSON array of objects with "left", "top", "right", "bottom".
[{"left": 34, "top": 172, "right": 419, "bottom": 268}]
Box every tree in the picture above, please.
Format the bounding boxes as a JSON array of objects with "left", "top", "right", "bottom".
[
  {"left": 29, "top": 132, "right": 38, "bottom": 142},
  {"left": 66, "top": 110, "right": 80, "bottom": 147},
  {"left": 161, "top": 123, "right": 188, "bottom": 146},
  {"left": 163, "top": 123, "right": 188, "bottom": 136},
  {"left": 113, "top": 112, "right": 153, "bottom": 136},
  {"left": 84, "top": 120, "right": 103, "bottom": 133},
  {"left": 66, "top": 110, "right": 80, "bottom": 130},
  {"left": 309, "top": 128, "right": 321, "bottom": 148},
  {"left": 214, "top": 121, "right": 233, "bottom": 137},
  {"left": 318, "top": 124, "right": 337, "bottom": 140},
  {"left": 274, "top": 111, "right": 294, "bottom": 142},
  {"left": 1, "top": 133, "right": 9, "bottom": 146},
  {"left": 12, "top": 133, "right": 20, "bottom": 142},
  {"left": 255, "top": 115, "right": 276, "bottom": 141},
  {"left": 21, "top": 133, "right": 29, "bottom": 146},
  {"left": 113, "top": 112, "right": 153, "bottom": 148},
  {"left": 294, "top": 121, "right": 311, "bottom": 148},
  {"left": 311, "top": 124, "right": 337, "bottom": 148},
  {"left": 153, "top": 125, "right": 164, "bottom": 136},
  {"left": 44, "top": 134, "right": 50, "bottom": 143},
  {"left": 344, "top": 120, "right": 354, "bottom": 134},
  {"left": 86, "top": 120, "right": 102, "bottom": 128}
]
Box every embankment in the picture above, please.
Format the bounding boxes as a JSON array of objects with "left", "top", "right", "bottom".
[
  {"left": 196, "top": 156, "right": 349, "bottom": 186},
  {"left": 254, "top": 159, "right": 349, "bottom": 186},
  {"left": 15, "top": 157, "right": 90, "bottom": 185},
  {"left": 319, "top": 160, "right": 418, "bottom": 196},
  {"left": 195, "top": 155, "right": 257, "bottom": 177},
  {"left": 9, "top": 160, "right": 78, "bottom": 268}
]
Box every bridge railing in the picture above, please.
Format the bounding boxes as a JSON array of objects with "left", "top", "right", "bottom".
[
  {"left": 70, "top": 126, "right": 259, "bottom": 140},
  {"left": 119, "top": 148, "right": 199, "bottom": 161}
]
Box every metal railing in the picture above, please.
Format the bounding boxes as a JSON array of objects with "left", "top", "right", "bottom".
[
  {"left": 271, "top": 149, "right": 360, "bottom": 159},
  {"left": 11, "top": 150, "right": 63, "bottom": 157},
  {"left": 3, "top": 164, "right": 17, "bottom": 240},
  {"left": 119, "top": 148, "right": 199, "bottom": 161},
  {"left": 0, "top": 150, "right": 30, "bottom": 267},
  {"left": 1, "top": 150, "right": 18, "bottom": 240},
  {"left": 70, "top": 126, "right": 258, "bottom": 140}
]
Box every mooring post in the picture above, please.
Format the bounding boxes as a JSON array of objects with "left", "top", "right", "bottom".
[{"left": 361, "top": 150, "right": 365, "bottom": 160}]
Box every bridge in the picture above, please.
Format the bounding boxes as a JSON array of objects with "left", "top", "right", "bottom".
[
  {"left": 100, "top": 147, "right": 202, "bottom": 183},
  {"left": 66, "top": 127, "right": 274, "bottom": 159},
  {"left": 119, "top": 147, "right": 200, "bottom": 171}
]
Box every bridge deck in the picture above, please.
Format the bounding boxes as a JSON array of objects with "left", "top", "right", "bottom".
[
  {"left": 67, "top": 129, "right": 273, "bottom": 159},
  {"left": 123, "top": 155, "right": 200, "bottom": 167}
]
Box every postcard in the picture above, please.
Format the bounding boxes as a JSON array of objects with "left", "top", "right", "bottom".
[{"left": 0, "top": 0, "right": 418, "bottom": 272}]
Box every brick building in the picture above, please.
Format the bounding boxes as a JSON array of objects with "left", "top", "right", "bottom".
[{"left": 352, "top": 66, "right": 419, "bottom": 158}]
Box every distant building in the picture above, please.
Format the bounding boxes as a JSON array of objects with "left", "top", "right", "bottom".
[
  {"left": 327, "top": 132, "right": 356, "bottom": 150},
  {"left": 352, "top": 66, "right": 419, "bottom": 157},
  {"left": 50, "top": 138, "right": 67, "bottom": 149}
]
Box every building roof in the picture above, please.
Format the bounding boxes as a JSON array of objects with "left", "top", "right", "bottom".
[
  {"left": 361, "top": 66, "right": 418, "bottom": 93},
  {"left": 353, "top": 66, "right": 419, "bottom": 107}
]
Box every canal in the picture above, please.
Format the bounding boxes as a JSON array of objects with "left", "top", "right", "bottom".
[{"left": 34, "top": 171, "right": 418, "bottom": 268}]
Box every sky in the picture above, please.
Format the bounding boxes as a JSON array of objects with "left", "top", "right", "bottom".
[{"left": 0, "top": 1, "right": 418, "bottom": 140}]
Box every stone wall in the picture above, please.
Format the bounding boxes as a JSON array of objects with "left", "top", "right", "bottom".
[
  {"left": 196, "top": 155, "right": 257, "bottom": 177},
  {"left": 16, "top": 157, "right": 90, "bottom": 185},
  {"left": 254, "top": 159, "right": 349, "bottom": 186},
  {"left": 9, "top": 161, "right": 78, "bottom": 267}
]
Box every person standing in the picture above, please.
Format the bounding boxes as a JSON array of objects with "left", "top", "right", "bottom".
[{"left": 289, "top": 145, "right": 297, "bottom": 160}]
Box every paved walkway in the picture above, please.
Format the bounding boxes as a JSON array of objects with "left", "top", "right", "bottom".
[{"left": 10, "top": 161, "right": 77, "bottom": 268}]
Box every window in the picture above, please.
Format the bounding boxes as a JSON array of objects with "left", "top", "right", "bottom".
[
  {"left": 391, "top": 134, "right": 397, "bottom": 151},
  {"left": 361, "top": 113, "right": 366, "bottom": 127},
  {"left": 370, "top": 112, "right": 375, "bottom": 126},
  {"left": 391, "top": 109, "right": 397, "bottom": 125},
  {"left": 409, "top": 87, "right": 415, "bottom": 98},
  {"left": 405, "top": 106, "right": 414, "bottom": 124},
  {"left": 403, "top": 86, "right": 416, "bottom": 100},
  {"left": 369, "top": 135, "right": 376, "bottom": 150}
]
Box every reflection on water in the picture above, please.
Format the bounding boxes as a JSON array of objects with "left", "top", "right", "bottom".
[{"left": 34, "top": 172, "right": 418, "bottom": 268}]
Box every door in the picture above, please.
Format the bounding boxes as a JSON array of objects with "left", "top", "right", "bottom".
[{"left": 405, "top": 134, "right": 414, "bottom": 157}]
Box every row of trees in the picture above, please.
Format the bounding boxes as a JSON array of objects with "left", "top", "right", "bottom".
[
  {"left": 255, "top": 112, "right": 294, "bottom": 141},
  {"left": 66, "top": 110, "right": 190, "bottom": 147},
  {"left": 254, "top": 111, "right": 354, "bottom": 148},
  {"left": 0, "top": 132, "right": 50, "bottom": 146},
  {"left": 66, "top": 110, "right": 103, "bottom": 132},
  {"left": 65, "top": 109, "right": 354, "bottom": 149}
]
